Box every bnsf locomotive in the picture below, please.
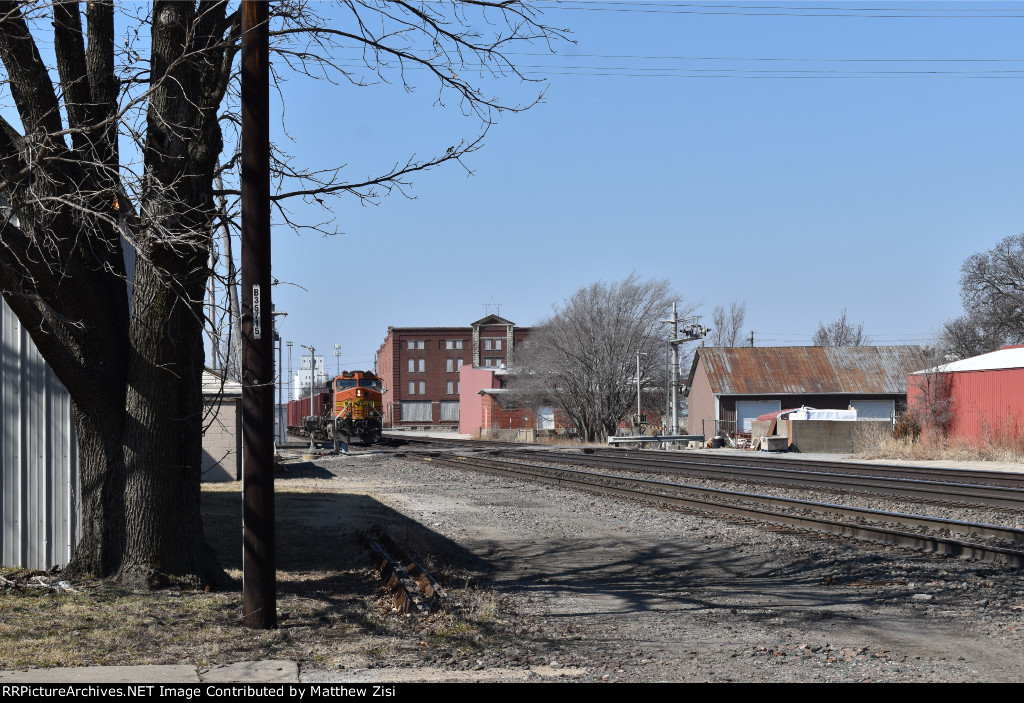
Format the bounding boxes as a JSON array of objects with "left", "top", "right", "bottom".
[
  {"left": 287, "top": 370, "right": 384, "bottom": 445},
  {"left": 326, "top": 370, "right": 384, "bottom": 445}
]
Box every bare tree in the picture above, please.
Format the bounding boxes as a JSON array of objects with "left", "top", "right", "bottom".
[
  {"left": 939, "top": 313, "right": 1005, "bottom": 361},
  {"left": 939, "top": 233, "right": 1024, "bottom": 359},
  {"left": 511, "top": 274, "right": 693, "bottom": 443},
  {"left": 710, "top": 301, "right": 746, "bottom": 347},
  {"left": 0, "top": 1, "right": 566, "bottom": 587},
  {"left": 812, "top": 308, "right": 870, "bottom": 347}
]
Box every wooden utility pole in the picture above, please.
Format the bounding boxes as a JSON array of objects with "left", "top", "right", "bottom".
[{"left": 240, "top": 0, "right": 276, "bottom": 629}]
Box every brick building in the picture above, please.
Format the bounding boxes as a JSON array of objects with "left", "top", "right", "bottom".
[
  {"left": 458, "top": 364, "right": 574, "bottom": 439},
  {"left": 376, "top": 315, "right": 530, "bottom": 428}
]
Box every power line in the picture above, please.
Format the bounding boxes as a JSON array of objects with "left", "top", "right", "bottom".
[
  {"left": 498, "top": 51, "right": 1024, "bottom": 63},
  {"left": 329, "top": 58, "right": 1024, "bottom": 78},
  {"left": 534, "top": 2, "right": 1024, "bottom": 19},
  {"left": 543, "top": 1, "right": 1024, "bottom": 10}
]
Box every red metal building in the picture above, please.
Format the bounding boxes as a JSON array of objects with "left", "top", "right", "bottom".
[
  {"left": 376, "top": 315, "right": 530, "bottom": 427},
  {"left": 907, "top": 345, "right": 1024, "bottom": 445}
]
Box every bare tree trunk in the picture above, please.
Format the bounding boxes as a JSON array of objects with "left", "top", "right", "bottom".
[
  {"left": 118, "top": 253, "right": 231, "bottom": 589},
  {"left": 65, "top": 403, "right": 127, "bottom": 579}
]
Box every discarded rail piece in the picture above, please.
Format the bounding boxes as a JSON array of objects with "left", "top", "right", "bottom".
[{"left": 365, "top": 530, "right": 446, "bottom": 614}]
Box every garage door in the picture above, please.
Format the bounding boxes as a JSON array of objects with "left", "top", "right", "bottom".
[
  {"left": 735, "top": 400, "right": 781, "bottom": 432},
  {"left": 850, "top": 399, "right": 894, "bottom": 421}
]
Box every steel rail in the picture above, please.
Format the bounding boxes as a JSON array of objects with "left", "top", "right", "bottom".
[
  {"left": 425, "top": 454, "right": 1024, "bottom": 568},
  {"left": 590, "top": 446, "right": 1024, "bottom": 488},
  {"left": 510, "top": 449, "right": 1024, "bottom": 509},
  {"left": 385, "top": 434, "right": 1024, "bottom": 489}
]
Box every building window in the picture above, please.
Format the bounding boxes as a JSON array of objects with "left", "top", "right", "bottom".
[
  {"left": 418, "top": 381, "right": 426, "bottom": 394},
  {"left": 446, "top": 381, "right": 454, "bottom": 395},
  {"left": 457, "top": 381, "right": 460, "bottom": 394},
  {"left": 418, "top": 358, "right": 425, "bottom": 373},
  {"left": 408, "top": 359, "right": 415, "bottom": 373},
  {"left": 407, "top": 339, "right": 425, "bottom": 350},
  {"left": 401, "top": 401, "right": 432, "bottom": 422},
  {"left": 484, "top": 338, "right": 502, "bottom": 350},
  {"left": 457, "top": 358, "right": 463, "bottom": 371},
  {"left": 484, "top": 357, "right": 503, "bottom": 367},
  {"left": 417, "top": 340, "right": 425, "bottom": 350},
  {"left": 408, "top": 381, "right": 415, "bottom": 395},
  {"left": 446, "top": 358, "right": 454, "bottom": 373},
  {"left": 407, "top": 340, "right": 415, "bottom": 350},
  {"left": 445, "top": 340, "right": 464, "bottom": 350}
]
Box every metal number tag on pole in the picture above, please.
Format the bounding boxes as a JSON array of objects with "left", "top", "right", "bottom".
[{"left": 252, "top": 284, "right": 262, "bottom": 340}]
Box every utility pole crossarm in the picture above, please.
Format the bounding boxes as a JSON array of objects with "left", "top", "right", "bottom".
[{"left": 661, "top": 307, "right": 707, "bottom": 435}]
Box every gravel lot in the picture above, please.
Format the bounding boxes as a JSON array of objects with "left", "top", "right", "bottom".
[{"left": 298, "top": 445, "right": 1024, "bottom": 683}]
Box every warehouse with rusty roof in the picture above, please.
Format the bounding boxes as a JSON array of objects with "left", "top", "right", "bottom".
[{"left": 686, "top": 345, "right": 929, "bottom": 438}]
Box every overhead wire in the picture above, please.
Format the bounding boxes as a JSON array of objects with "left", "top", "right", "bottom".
[
  {"left": 327, "top": 57, "right": 1024, "bottom": 79},
  {"left": 533, "top": 1, "right": 1024, "bottom": 19}
]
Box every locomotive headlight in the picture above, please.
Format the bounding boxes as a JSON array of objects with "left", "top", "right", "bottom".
[{"left": 357, "top": 389, "right": 363, "bottom": 397}]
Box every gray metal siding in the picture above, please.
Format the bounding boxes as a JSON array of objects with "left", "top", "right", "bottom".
[{"left": 0, "top": 301, "right": 79, "bottom": 568}]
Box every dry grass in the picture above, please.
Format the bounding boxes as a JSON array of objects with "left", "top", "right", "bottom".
[
  {"left": 854, "top": 423, "right": 1024, "bottom": 464},
  {"left": 534, "top": 433, "right": 591, "bottom": 447},
  {"left": 0, "top": 473, "right": 525, "bottom": 671}
]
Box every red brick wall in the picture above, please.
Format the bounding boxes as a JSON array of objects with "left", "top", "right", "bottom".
[
  {"left": 479, "top": 395, "right": 573, "bottom": 432},
  {"left": 377, "top": 323, "right": 532, "bottom": 427},
  {"left": 376, "top": 329, "right": 397, "bottom": 425},
  {"left": 377, "top": 326, "right": 473, "bottom": 425}
]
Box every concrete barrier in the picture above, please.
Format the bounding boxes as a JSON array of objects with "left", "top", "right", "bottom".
[{"left": 788, "top": 420, "right": 890, "bottom": 453}]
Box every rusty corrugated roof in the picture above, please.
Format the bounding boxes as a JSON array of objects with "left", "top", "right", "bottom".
[{"left": 690, "top": 346, "right": 929, "bottom": 395}]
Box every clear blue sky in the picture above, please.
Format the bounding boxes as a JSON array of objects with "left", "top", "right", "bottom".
[{"left": 264, "top": 1, "right": 1024, "bottom": 375}]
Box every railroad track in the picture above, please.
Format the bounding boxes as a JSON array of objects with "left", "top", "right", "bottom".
[
  {"left": 422, "top": 452, "right": 1024, "bottom": 568},
  {"left": 386, "top": 434, "right": 1024, "bottom": 506},
  {"left": 505, "top": 449, "right": 1024, "bottom": 510},
  {"left": 584, "top": 446, "right": 1024, "bottom": 489}
]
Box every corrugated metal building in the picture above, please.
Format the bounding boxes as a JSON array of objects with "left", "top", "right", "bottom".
[
  {"left": 908, "top": 345, "right": 1024, "bottom": 445},
  {"left": 2, "top": 237, "right": 242, "bottom": 567},
  {"left": 1, "top": 235, "right": 136, "bottom": 569},
  {"left": 0, "top": 300, "right": 79, "bottom": 569},
  {"left": 687, "top": 346, "right": 928, "bottom": 437}
]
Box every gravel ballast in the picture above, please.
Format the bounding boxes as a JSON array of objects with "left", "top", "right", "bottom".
[{"left": 298, "top": 447, "right": 1024, "bottom": 683}]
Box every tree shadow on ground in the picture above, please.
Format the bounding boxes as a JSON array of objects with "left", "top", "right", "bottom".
[
  {"left": 470, "top": 535, "right": 960, "bottom": 634},
  {"left": 202, "top": 487, "right": 492, "bottom": 593}
]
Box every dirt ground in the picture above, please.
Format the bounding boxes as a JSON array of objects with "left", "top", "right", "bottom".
[
  {"left": 282, "top": 447, "right": 1024, "bottom": 682},
  {"left": 4, "top": 443, "right": 1024, "bottom": 683}
]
